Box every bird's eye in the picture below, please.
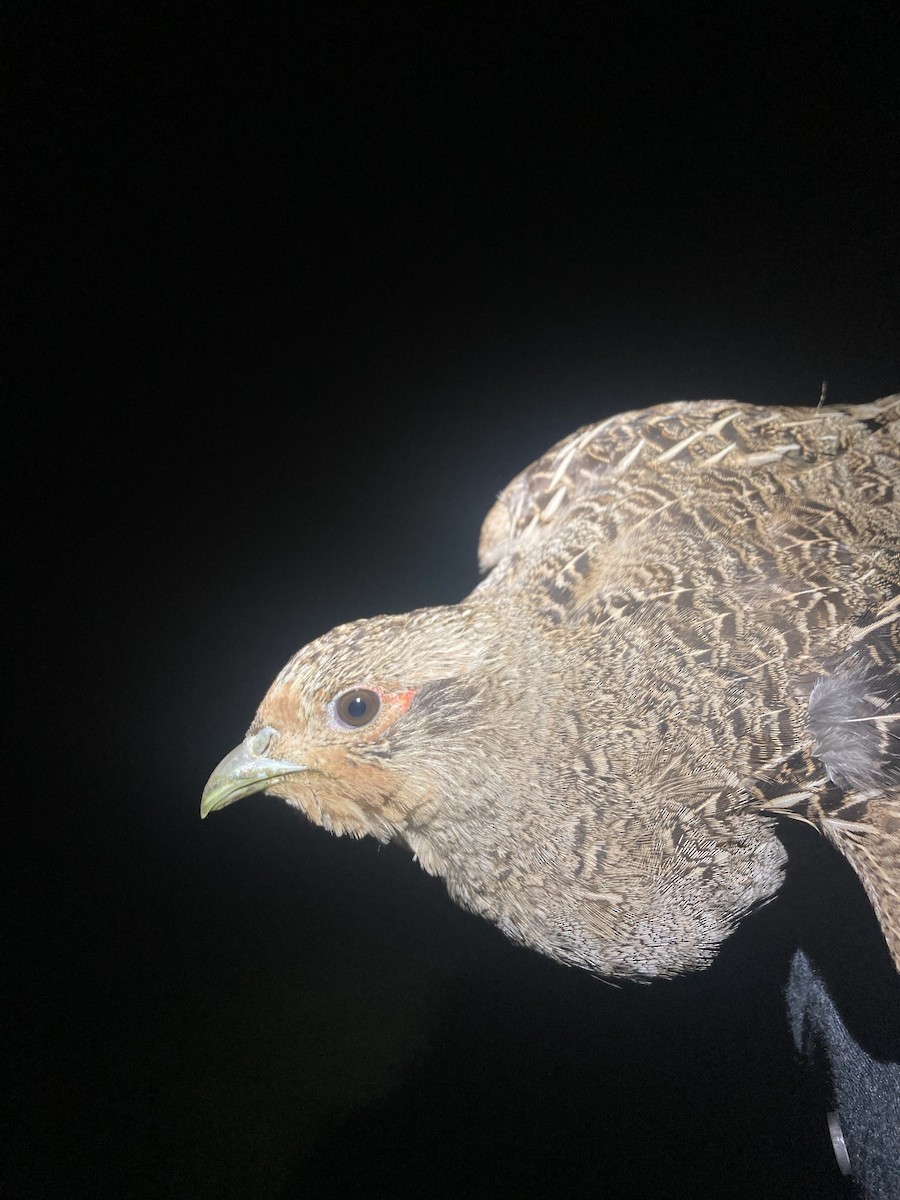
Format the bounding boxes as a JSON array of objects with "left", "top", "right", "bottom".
[{"left": 334, "top": 688, "right": 382, "bottom": 728}]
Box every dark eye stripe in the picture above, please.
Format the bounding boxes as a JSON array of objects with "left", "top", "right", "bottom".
[{"left": 335, "top": 688, "right": 381, "bottom": 728}]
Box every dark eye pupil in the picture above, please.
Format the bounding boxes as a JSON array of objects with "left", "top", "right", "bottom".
[{"left": 336, "top": 688, "right": 381, "bottom": 727}]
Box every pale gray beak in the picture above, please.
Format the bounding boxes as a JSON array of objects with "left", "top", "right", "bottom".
[{"left": 200, "top": 726, "right": 306, "bottom": 819}]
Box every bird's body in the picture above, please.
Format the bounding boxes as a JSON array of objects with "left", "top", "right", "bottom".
[{"left": 203, "top": 397, "right": 900, "bottom": 980}]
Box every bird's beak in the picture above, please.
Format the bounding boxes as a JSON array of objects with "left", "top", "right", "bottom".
[{"left": 200, "top": 726, "right": 307, "bottom": 819}]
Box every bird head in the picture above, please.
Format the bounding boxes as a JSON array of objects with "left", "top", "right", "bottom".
[{"left": 201, "top": 603, "right": 534, "bottom": 846}]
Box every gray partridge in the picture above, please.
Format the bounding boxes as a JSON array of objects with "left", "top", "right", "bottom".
[{"left": 202, "top": 396, "right": 900, "bottom": 980}]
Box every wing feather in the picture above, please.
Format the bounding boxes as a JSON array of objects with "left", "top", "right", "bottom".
[
  {"left": 479, "top": 394, "right": 900, "bottom": 969},
  {"left": 478, "top": 394, "right": 899, "bottom": 573}
]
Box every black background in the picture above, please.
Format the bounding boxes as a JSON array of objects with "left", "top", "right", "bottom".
[{"left": 6, "top": 3, "right": 899, "bottom": 1197}]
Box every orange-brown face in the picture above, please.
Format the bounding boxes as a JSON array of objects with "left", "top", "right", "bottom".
[
  {"left": 252, "top": 677, "right": 428, "bottom": 839},
  {"left": 200, "top": 604, "right": 501, "bottom": 841}
]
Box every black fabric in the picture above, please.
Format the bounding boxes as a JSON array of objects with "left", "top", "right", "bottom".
[{"left": 787, "top": 949, "right": 900, "bottom": 1199}]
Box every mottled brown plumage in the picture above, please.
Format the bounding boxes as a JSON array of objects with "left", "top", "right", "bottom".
[{"left": 202, "top": 396, "right": 900, "bottom": 979}]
